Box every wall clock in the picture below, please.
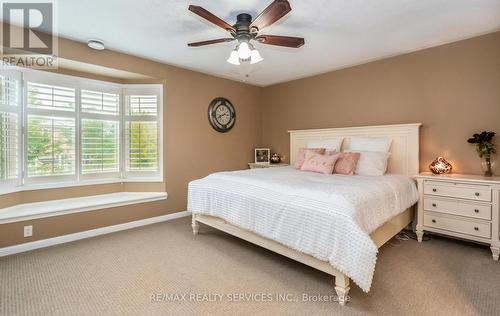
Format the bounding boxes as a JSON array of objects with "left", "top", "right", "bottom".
[{"left": 208, "top": 97, "right": 236, "bottom": 133}]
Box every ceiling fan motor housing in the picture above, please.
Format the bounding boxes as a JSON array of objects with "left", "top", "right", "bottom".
[{"left": 234, "top": 13, "right": 254, "bottom": 42}]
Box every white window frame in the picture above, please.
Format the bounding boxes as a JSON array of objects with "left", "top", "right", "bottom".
[{"left": 0, "top": 68, "right": 163, "bottom": 195}]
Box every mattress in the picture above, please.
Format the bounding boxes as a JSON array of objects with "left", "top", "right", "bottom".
[{"left": 188, "top": 166, "right": 418, "bottom": 292}]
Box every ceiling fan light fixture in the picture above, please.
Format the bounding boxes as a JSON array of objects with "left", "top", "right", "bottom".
[
  {"left": 237, "top": 42, "right": 252, "bottom": 59},
  {"left": 187, "top": 1, "right": 304, "bottom": 66},
  {"left": 227, "top": 49, "right": 240, "bottom": 65},
  {"left": 250, "top": 49, "right": 263, "bottom": 64}
]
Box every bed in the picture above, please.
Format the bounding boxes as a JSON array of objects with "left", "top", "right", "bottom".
[{"left": 188, "top": 123, "right": 421, "bottom": 305}]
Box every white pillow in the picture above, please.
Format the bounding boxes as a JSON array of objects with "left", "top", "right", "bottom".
[
  {"left": 351, "top": 151, "right": 390, "bottom": 176},
  {"left": 307, "top": 138, "right": 343, "bottom": 152},
  {"left": 349, "top": 137, "right": 392, "bottom": 153}
]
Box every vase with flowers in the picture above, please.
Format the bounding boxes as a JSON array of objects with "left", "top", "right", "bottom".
[{"left": 467, "top": 131, "right": 497, "bottom": 177}]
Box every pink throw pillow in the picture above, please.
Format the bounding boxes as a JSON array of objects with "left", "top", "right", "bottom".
[
  {"left": 293, "top": 148, "right": 326, "bottom": 169},
  {"left": 333, "top": 152, "right": 361, "bottom": 175},
  {"left": 300, "top": 151, "right": 339, "bottom": 174}
]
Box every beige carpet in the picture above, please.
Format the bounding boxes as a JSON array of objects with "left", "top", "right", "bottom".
[{"left": 1, "top": 216, "right": 499, "bottom": 316}]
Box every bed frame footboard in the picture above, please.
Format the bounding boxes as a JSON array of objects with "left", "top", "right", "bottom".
[
  {"left": 191, "top": 213, "right": 354, "bottom": 305},
  {"left": 191, "top": 207, "right": 413, "bottom": 306}
]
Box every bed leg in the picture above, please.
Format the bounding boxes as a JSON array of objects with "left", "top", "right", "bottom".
[
  {"left": 334, "top": 274, "right": 350, "bottom": 306},
  {"left": 191, "top": 214, "right": 200, "bottom": 235}
]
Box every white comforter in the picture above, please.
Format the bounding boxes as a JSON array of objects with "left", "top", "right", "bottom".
[{"left": 187, "top": 167, "right": 418, "bottom": 292}]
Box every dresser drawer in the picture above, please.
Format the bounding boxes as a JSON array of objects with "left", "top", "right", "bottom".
[
  {"left": 424, "top": 212, "right": 491, "bottom": 239},
  {"left": 424, "top": 197, "right": 492, "bottom": 220},
  {"left": 424, "top": 180, "right": 492, "bottom": 202}
]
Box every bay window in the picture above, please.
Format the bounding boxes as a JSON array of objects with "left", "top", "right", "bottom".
[{"left": 0, "top": 68, "right": 163, "bottom": 194}]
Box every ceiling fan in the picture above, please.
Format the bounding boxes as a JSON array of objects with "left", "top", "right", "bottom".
[{"left": 188, "top": 0, "right": 305, "bottom": 65}]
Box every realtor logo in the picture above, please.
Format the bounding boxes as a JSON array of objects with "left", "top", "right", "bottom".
[{"left": 1, "top": 1, "right": 57, "bottom": 68}]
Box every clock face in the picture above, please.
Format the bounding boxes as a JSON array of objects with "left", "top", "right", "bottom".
[{"left": 208, "top": 98, "right": 236, "bottom": 133}]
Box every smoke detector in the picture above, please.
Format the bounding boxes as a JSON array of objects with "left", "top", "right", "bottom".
[{"left": 87, "top": 39, "right": 105, "bottom": 50}]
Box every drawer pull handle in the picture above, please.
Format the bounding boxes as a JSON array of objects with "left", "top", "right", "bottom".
[
  {"left": 474, "top": 227, "right": 479, "bottom": 231},
  {"left": 432, "top": 219, "right": 436, "bottom": 223},
  {"left": 432, "top": 188, "right": 437, "bottom": 192},
  {"left": 474, "top": 209, "right": 480, "bottom": 213},
  {"left": 432, "top": 203, "right": 437, "bottom": 207},
  {"left": 475, "top": 192, "right": 480, "bottom": 197}
]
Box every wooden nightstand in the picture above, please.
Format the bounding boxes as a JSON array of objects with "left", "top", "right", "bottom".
[
  {"left": 248, "top": 163, "right": 289, "bottom": 169},
  {"left": 415, "top": 172, "right": 500, "bottom": 260}
]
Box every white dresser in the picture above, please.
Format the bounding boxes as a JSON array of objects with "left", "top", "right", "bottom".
[{"left": 415, "top": 172, "right": 500, "bottom": 260}]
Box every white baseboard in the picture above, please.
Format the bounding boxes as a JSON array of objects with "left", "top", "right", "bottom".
[{"left": 0, "top": 211, "right": 191, "bottom": 257}]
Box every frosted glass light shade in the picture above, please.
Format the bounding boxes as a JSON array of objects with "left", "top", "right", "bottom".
[
  {"left": 227, "top": 50, "right": 240, "bottom": 65},
  {"left": 250, "top": 49, "right": 263, "bottom": 64},
  {"left": 237, "top": 42, "right": 251, "bottom": 59}
]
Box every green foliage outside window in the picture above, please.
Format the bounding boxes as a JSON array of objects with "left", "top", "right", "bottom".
[{"left": 27, "top": 116, "right": 75, "bottom": 176}]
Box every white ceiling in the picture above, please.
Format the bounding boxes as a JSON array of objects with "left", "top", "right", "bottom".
[{"left": 53, "top": 0, "right": 500, "bottom": 86}]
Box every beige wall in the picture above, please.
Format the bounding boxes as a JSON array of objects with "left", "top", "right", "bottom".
[
  {"left": 261, "top": 32, "right": 500, "bottom": 175},
  {"left": 0, "top": 36, "right": 262, "bottom": 247}
]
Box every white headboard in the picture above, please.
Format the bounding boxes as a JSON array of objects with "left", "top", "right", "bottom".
[{"left": 289, "top": 123, "right": 421, "bottom": 177}]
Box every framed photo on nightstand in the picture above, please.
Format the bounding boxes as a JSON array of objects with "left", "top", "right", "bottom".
[{"left": 254, "top": 148, "right": 270, "bottom": 164}]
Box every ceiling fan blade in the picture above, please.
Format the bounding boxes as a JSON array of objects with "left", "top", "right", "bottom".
[
  {"left": 255, "top": 35, "right": 304, "bottom": 48},
  {"left": 188, "top": 5, "right": 235, "bottom": 33},
  {"left": 250, "top": 0, "right": 292, "bottom": 32},
  {"left": 188, "top": 38, "right": 235, "bottom": 47}
]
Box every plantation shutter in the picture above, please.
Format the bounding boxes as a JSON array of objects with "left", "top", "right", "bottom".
[
  {"left": 128, "top": 95, "right": 157, "bottom": 116},
  {"left": 0, "top": 72, "right": 21, "bottom": 183},
  {"left": 26, "top": 115, "right": 76, "bottom": 177},
  {"left": 27, "top": 82, "right": 75, "bottom": 111},
  {"left": 125, "top": 121, "right": 158, "bottom": 171},
  {"left": 26, "top": 79, "right": 76, "bottom": 179},
  {"left": 81, "top": 89, "right": 119, "bottom": 115},
  {"left": 124, "top": 91, "right": 161, "bottom": 178},
  {"left": 80, "top": 89, "right": 120, "bottom": 176}
]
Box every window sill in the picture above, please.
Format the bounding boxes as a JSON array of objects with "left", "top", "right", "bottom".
[
  {"left": 0, "top": 177, "right": 164, "bottom": 196},
  {"left": 0, "top": 191, "right": 168, "bottom": 224}
]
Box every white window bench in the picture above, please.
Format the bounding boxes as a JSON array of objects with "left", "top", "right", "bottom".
[{"left": 0, "top": 192, "right": 167, "bottom": 224}]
